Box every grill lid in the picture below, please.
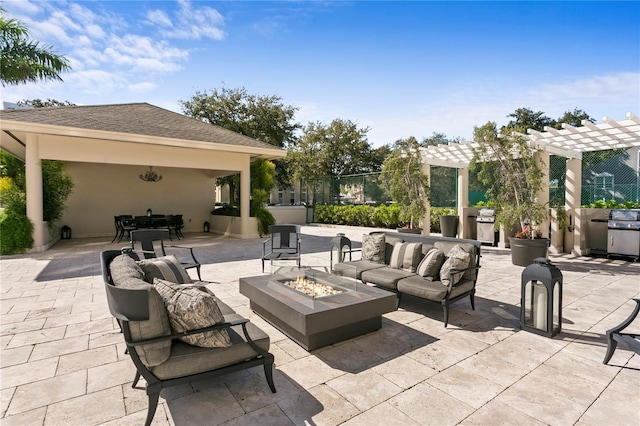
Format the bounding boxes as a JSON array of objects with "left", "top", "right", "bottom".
[{"left": 609, "top": 209, "right": 640, "bottom": 221}]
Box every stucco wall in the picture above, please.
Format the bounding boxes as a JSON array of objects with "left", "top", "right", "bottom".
[
  {"left": 61, "top": 162, "right": 216, "bottom": 238},
  {"left": 267, "top": 206, "right": 308, "bottom": 225}
]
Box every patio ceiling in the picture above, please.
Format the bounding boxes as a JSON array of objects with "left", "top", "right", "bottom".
[{"left": 420, "top": 112, "right": 640, "bottom": 168}]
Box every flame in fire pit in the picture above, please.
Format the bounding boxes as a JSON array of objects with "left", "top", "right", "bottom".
[{"left": 282, "top": 275, "right": 343, "bottom": 297}]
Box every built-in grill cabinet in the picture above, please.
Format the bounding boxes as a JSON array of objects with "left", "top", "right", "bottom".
[
  {"left": 476, "top": 208, "right": 497, "bottom": 246},
  {"left": 607, "top": 209, "right": 640, "bottom": 261}
]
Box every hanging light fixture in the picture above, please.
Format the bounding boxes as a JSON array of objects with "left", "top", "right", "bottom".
[{"left": 139, "top": 166, "right": 163, "bottom": 182}]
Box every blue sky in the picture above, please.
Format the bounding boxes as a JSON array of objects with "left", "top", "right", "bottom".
[{"left": 2, "top": 0, "right": 639, "bottom": 147}]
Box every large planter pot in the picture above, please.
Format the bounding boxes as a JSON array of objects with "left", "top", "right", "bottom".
[
  {"left": 509, "top": 237, "right": 550, "bottom": 266},
  {"left": 439, "top": 215, "right": 459, "bottom": 238}
]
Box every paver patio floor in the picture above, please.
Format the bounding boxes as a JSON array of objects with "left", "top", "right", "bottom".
[{"left": 1, "top": 225, "right": 639, "bottom": 425}]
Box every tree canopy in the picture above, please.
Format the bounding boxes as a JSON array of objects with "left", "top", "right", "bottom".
[
  {"left": 0, "top": 8, "right": 70, "bottom": 86},
  {"left": 180, "top": 86, "right": 300, "bottom": 148},
  {"left": 287, "top": 118, "right": 374, "bottom": 183}
]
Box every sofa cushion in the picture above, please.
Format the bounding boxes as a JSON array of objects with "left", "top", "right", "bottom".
[
  {"left": 154, "top": 279, "right": 231, "bottom": 348},
  {"left": 109, "top": 253, "right": 145, "bottom": 283},
  {"left": 138, "top": 255, "right": 192, "bottom": 284},
  {"left": 397, "top": 275, "right": 474, "bottom": 301},
  {"left": 416, "top": 248, "right": 445, "bottom": 279},
  {"left": 361, "top": 267, "right": 415, "bottom": 290},
  {"left": 439, "top": 245, "right": 471, "bottom": 286},
  {"left": 389, "top": 242, "right": 423, "bottom": 272},
  {"left": 434, "top": 241, "right": 477, "bottom": 281},
  {"left": 384, "top": 235, "right": 404, "bottom": 265},
  {"left": 150, "top": 313, "right": 270, "bottom": 380},
  {"left": 332, "top": 260, "right": 387, "bottom": 280},
  {"left": 362, "top": 233, "right": 386, "bottom": 264},
  {"left": 109, "top": 255, "right": 172, "bottom": 367}
]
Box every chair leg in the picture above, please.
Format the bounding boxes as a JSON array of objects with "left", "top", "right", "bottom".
[
  {"left": 132, "top": 372, "right": 141, "bottom": 387},
  {"left": 144, "top": 392, "right": 160, "bottom": 426},
  {"left": 470, "top": 291, "right": 476, "bottom": 310},
  {"left": 263, "top": 355, "right": 277, "bottom": 393},
  {"left": 262, "top": 259, "right": 265, "bottom": 273},
  {"left": 196, "top": 265, "right": 202, "bottom": 281},
  {"left": 603, "top": 334, "right": 617, "bottom": 365},
  {"left": 442, "top": 302, "right": 449, "bottom": 327}
]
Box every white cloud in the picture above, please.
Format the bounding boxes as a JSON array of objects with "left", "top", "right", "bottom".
[
  {"left": 5, "top": 0, "right": 41, "bottom": 15},
  {"left": 146, "top": 9, "right": 173, "bottom": 28},
  {"left": 151, "top": 0, "right": 225, "bottom": 40}
]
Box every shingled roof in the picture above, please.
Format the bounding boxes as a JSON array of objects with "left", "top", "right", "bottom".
[{"left": 0, "top": 102, "right": 283, "bottom": 151}]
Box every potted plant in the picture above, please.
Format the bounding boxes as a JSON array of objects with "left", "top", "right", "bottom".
[
  {"left": 381, "top": 137, "right": 430, "bottom": 234},
  {"left": 470, "top": 122, "right": 549, "bottom": 266}
]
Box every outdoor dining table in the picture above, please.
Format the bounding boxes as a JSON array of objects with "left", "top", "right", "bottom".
[{"left": 132, "top": 215, "right": 169, "bottom": 229}]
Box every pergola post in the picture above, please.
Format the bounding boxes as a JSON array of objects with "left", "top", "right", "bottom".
[
  {"left": 566, "top": 157, "right": 583, "bottom": 255},
  {"left": 25, "top": 134, "right": 45, "bottom": 251},
  {"left": 457, "top": 167, "right": 469, "bottom": 238},
  {"left": 421, "top": 163, "right": 431, "bottom": 236}
]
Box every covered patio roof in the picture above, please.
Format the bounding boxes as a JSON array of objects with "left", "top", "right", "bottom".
[
  {"left": 420, "top": 112, "right": 640, "bottom": 167},
  {"left": 0, "top": 102, "right": 287, "bottom": 251}
]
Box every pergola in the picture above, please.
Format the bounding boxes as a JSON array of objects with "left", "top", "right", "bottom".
[{"left": 418, "top": 112, "right": 640, "bottom": 255}]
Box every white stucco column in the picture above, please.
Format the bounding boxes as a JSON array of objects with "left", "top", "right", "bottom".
[
  {"left": 421, "top": 163, "right": 431, "bottom": 236},
  {"left": 566, "top": 157, "right": 583, "bottom": 255},
  {"left": 25, "top": 134, "right": 45, "bottom": 250},
  {"left": 457, "top": 167, "right": 469, "bottom": 238},
  {"left": 239, "top": 156, "right": 251, "bottom": 237},
  {"left": 534, "top": 150, "right": 550, "bottom": 239}
]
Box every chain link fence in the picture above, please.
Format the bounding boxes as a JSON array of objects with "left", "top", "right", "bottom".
[{"left": 303, "top": 148, "right": 639, "bottom": 207}]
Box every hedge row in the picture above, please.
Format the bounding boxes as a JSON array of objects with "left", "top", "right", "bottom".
[{"left": 314, "top": 204, "right": 457, "bottom": 233}]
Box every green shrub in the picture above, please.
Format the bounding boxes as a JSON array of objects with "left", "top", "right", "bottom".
[
  {"left": 586, "top": 199, "right": 640, "bottom": 209},
  {"left": 0, "top": 210, "right": 34, "bottom": 255},
  {"left": 254, "top": 206, "right": 276, "bottom": 237}
]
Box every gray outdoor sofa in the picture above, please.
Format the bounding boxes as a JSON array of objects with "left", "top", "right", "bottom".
[{"left": 333, "top": 231, "right": 482, "bottom": 327}]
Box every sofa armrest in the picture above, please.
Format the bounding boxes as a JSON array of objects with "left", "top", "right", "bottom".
[
  {"left": 126, "top": 318, "right": 249, "bottom": 347},
  {"left": 446, "top": 265, "right": 481, "bottom": 291}
]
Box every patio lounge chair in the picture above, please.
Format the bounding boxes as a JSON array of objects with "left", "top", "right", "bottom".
[
  {"left": 261, "top": 224, "right": 301, "bottom": 272},
  {"left": 101, "top": 250, "right": 276, "bottom": 426},
  {"left": 130, "top": 229, "right": 201, "bottom": 280}
]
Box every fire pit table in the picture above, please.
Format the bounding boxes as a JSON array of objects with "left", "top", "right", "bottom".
[{"left": 239, "top": 269, "right": 397, "bottom": 351}]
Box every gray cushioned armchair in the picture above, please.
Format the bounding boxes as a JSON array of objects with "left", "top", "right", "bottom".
[{"left": 101, "top": 250, "right": 276, "bottom": 426}]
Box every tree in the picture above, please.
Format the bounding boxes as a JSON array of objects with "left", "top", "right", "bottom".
[
  {"left": 380, "top": 136, "right": 430, "bottom": 229},
  {"left": 180, "top": 87, "right": 300, "bottom": 148},
  {"left": 503, "top": 107, "right": 554, "bottom": 134},
  {"left": 18, "top": 98, "right": 74, "bottom": 108},
  {"left": 180, "top": 86, "right": 300, "bottom": 197},
  {"left": 287, "top": 119, "right": 374, "bottom": 203},
  {"left": 0, "top": 8, "right": 70, "bottom": 86},
  {"left": 470, "top": 122, "right": 546, "bottom": 238}
]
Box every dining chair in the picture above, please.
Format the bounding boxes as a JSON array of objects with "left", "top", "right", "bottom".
[{"left": 130, "top": 229, "right": 201, "bottom": 280}]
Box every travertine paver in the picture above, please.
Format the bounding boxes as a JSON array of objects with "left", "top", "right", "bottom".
[{"left": 1, "top": 225, "right": 639, "bottom": 425}]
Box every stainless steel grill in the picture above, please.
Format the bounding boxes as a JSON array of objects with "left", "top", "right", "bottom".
[
  {"left": 607, "top": 209, "right": 640, "bottom": 260},
  {"left": 476, "top": 208, "right": 497, "bottom": 246}
]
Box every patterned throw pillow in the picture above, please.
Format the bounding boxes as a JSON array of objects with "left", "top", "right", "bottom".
[
  {"left": 389, "top": 242, "right": 423, "bottom": 272},
  {"left": 416, "top": 248, "right": 445, "bottom": 279},
  {"left": 439, "top": 245, "right": 471, "bottom": 286},
  {"left": 138, "top": 255, "right": 191, "bottom": 284},
  {"left": 362, "top": 233, "right": 386, "bottom": 264},
  {"left": 154, "top": 279, "right": 231, "bottom": 348}
]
